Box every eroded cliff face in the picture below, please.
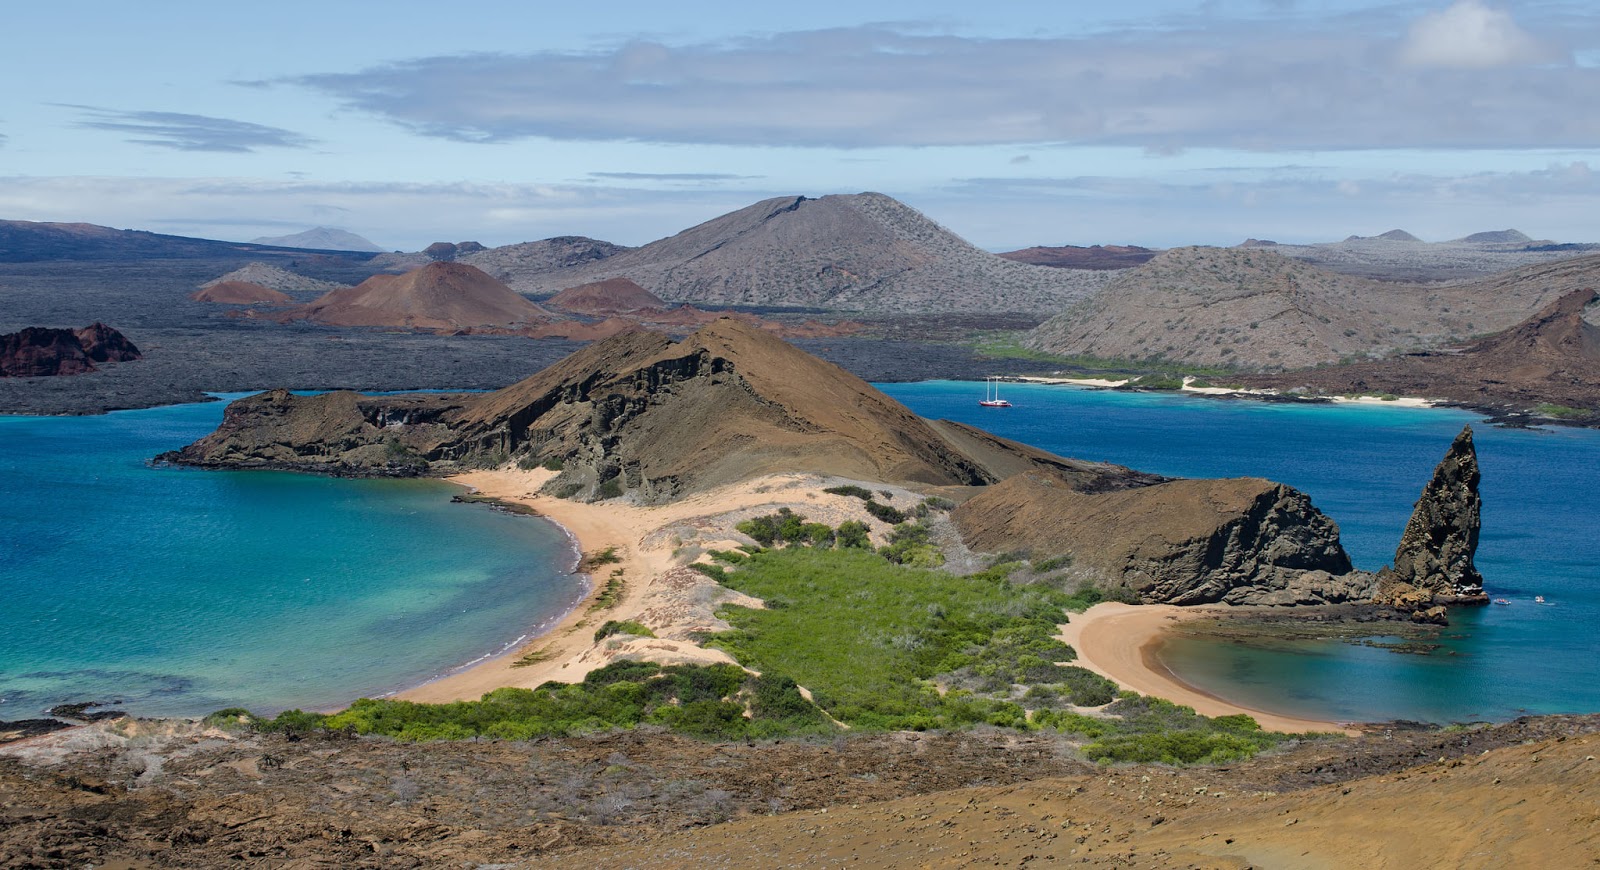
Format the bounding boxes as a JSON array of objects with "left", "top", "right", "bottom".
[
  {"left": 952, "top": 470, "right": 1373, "bottom": 605},
  {"left": 1375, "top": 425, "right": 1487, "bottom": 611}
]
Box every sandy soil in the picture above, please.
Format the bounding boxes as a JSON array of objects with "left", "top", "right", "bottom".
[
  {"left": 399, "top": 470, "right": 914, "bottom": 703},
  {"left": 1060, "top": 603, "right": 1358, "bottom": 735},
  {"left": 1016, "top": 375, "right": 1130, "bottom": 387}
]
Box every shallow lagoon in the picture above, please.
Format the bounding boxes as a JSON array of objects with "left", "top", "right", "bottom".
[
  {"left": 883, "top": 381, "right": 1600, "bottom": 724},
  {"left": 0, "top": 396, "right": 583, "bottom": 719}
]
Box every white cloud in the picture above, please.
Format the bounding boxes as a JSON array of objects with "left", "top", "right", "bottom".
[
  {"left": 283, "top": 17, "right": 1596, "bottom": 152},
  {"left": 1399, "top": 0, "right": 1557, "bottom": 69}
]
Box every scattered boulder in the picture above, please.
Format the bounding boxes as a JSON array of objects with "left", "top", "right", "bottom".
[{"left": 1376, "top": 425, "right": 1488, "bottom": 612}]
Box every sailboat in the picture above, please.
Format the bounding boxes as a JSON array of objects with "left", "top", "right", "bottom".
[{"left": 979, "top": 376, "right": 1012, "bottom": 408}]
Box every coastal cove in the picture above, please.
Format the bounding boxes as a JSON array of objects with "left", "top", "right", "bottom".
[
  {"left": 0, "top": 396, "right": 585, "bottom": 720},
  {"left": 3, "top": 379, "right": 1597, "bottom": 728},
  {"left": 883, "top": 380, "right": 1600, "bottom": 724}
]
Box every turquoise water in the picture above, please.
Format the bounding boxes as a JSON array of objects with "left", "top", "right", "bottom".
[
  {"left": 882, "top": 381, "right": 1600, "bottom": 724},
  {"left": 0, "top": 396, "right": 584, "bottom": 719}
]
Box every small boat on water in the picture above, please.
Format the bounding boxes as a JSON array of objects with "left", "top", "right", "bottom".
[
  {"left": 979, "top": 376, "right": 1012, "bottom": 408},
  {"left": 1493, "top": 598, "right": 1511, "bottom": 606},
  {"left": 1535, "top": 595, "right": 1552, "bottom": 605}
]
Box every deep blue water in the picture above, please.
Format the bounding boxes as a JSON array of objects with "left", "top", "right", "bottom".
[
  {"left": 0, "top": 396, "right": 584, "bottom": 719},
  {"left": 882, "top": 381, "right": 1600, "bottom": 724}
]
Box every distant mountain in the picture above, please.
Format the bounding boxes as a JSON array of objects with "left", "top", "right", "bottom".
[
  {"left": 249, "top": 227, "right": 384, "bottom": 253},
  {"left": 1243, "top": 228, "right": 1592, "bottom": 282},
  {"left": 462, "top": 236, "right": 629, "bottom": 277},
  {"left": 0, "top": 220, "right": 376, "bottom": 263},
  {"left": 286, "top": 262, "right": 555, "bottom": 329},
  {"left": 466, "top": 194, "right": 1113, "bottom": 314},
  {"left": 1457, "top": 229, "right": 1532, "bottom": 245},
  {"left": 200, "top": 263, "right": 346, "bottom": 296},
  {"left": 995, "top": 244, "right": 1157, "bottom": 270},
  {"left": 1023, "top": 247, "right": 1600, "bottom": 370}
]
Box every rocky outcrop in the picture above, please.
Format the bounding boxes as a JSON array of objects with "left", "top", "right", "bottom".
[
  {"left": 952, "top": 470, "right": 1372, "bottom": 605},
  {"left": 0, "top": 324, "right": 140, "bottom": 377},
  {"left": 1375, "top": 425, "right": 1487, "bottom": 612},
  {"left": 169, "top": 320, "right": 1154, "bottom": 502}
]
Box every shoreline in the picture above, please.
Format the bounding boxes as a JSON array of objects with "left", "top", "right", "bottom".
[
  {"left": 1059, "top": 602, "right": 1361, "bottom": 736},
  {"left": 396, "top": 470, "right": 879, "bottom": 704}
]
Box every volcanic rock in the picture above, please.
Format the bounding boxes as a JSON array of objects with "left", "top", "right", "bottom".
[
  {"left": 0, "top": 324, "right": 140, "bottom": 377},
  {"left": 1376, "top": 425, "right": 1486, "bottom": 609},
  {"left": 952, "top": 469, "right": 1368, "bottom": 605},
  {"left": 286, "top": 261, "right": 556, "bottom": 329},
  {"left": 73, "top": 323, "right": 141, "bottom": 363},
  {"left": 190, "top": 280, "right": 293, "bottom": 305},
  {"left": 545, "top": 278, "right": 668, "bottom": 316}
]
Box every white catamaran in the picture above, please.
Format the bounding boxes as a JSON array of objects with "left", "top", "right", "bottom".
[{"left": 979, "top": 376, "right": 1012, "bottom": 408}]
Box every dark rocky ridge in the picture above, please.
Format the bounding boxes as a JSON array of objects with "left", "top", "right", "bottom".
[
  {"left": 1375, "top": 425, "right": 1487, "bottom": 616},
  {"left": 0, "top": 323, "right": 140, "bottom": 377}
]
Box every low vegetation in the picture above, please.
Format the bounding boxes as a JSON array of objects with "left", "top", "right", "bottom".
[
  {"left": 221, "top": 508, "right": 1321, "bottom": 763},
  {"left": 230, "top": 662, "right": 832, "bottom": 742}
]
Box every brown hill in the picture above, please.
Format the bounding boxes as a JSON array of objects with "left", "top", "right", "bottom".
[
  {"left": 1024, "top": 247, "right": 1600, "bottom": 370},
  {"left": 169, "top": 320, "right": 1375, "bottom": 606},
  {"left": 190, "top": 280, "right": 293, "bottom": 305},
  {"left": 997, "top": 243, "right": 1157, "bottom": 270},
  {"left": 1238, "top": 288, "right": 1600, "bottom": 419},
  {"left": 199, "top": 262, "right": 346, "bottom": 296},
  {"left": 463, "top": 193, "right": 1113, "bottom": 314},
  {"left": 544, "top": 277, "right": 667, "bottom": 316},
  {"left": 286, "top": 261, "right": 555, "bottom": 329}
]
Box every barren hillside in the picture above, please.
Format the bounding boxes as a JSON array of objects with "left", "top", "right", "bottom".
[
  {"left": 466, "top": 194, "right": 1113, "bottom": 314},
  {"left": 1025, "top": 247, "right": 1600, "bottom": 370}
]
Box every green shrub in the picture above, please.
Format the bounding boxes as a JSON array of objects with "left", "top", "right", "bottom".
[
  {"left": 864, "top": 500, "right": 907, "bottom": 524},
  {"left": 835, "top": 520, "right": 871, "bottom": 549},
  {"left": 823, "top": 485, "right": 873, "bottom": 501},
  {"left": 542, "top": 456, "right": 566, "bottom": 471},
  {"left": 1030, "top": 555, "right": 1073, "bottom": 573},
  {"left": 594, "top": 620, "right": 656, "bottom": 641},
  {"left": 597, "top": 476, "right": 623, "bottom": 499}
]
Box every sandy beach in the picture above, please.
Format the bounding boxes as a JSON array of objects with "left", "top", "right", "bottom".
[
  {"left": 399, "top": 469, "right": 910, "bottom": 704},
  {"left": 1060, "top": 602, "right": 1359, "bottom": 735},
  {"left": 401, "top": 468, "right": 1359, "bottom": 736}
]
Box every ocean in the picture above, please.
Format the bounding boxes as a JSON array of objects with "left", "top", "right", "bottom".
[
  {"left": 0, "top": 395, "right": 584, "bottom": 720},
  {"left": 881, "top": 380, "right": 1600, "bottom": 724}
]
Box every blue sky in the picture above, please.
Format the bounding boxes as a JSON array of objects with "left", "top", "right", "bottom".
[{"left": 2, "top": 0, "right": 1597, "bottom": 250}]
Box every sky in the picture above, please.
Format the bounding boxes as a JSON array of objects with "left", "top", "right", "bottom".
[{"left": 2, "top": 0, "right": 1597, "bottom": 251}]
